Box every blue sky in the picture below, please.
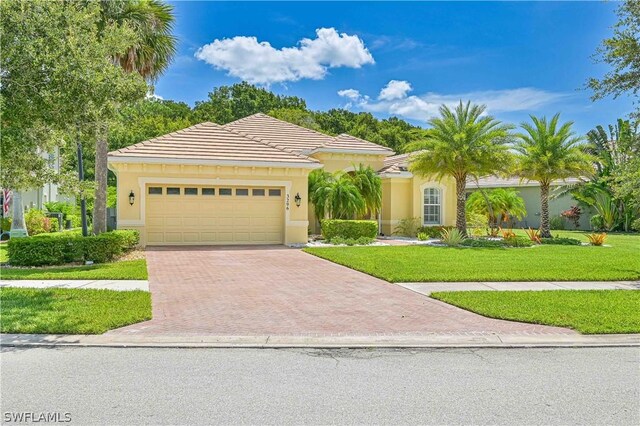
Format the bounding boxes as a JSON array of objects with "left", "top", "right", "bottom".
[{"left": 155, "top": 1, "right": 633, "bottom": 134}]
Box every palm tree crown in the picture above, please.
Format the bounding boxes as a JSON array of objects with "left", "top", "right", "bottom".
[
  {"left": 349, "top": 164, "right": 382, "bottom": 219},
  {"left": 515, "top": 114, "right": 593, "bottom": 186},
  {"left": 101, "top": 0, "right": 177, "bottom": 81},
  {"left": 408, "top": 101, "right": 514, "bottom": 236}
]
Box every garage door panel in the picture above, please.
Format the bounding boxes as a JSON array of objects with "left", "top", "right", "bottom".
[
  {"left": 183, "top": 232, "right": 199, "bottom": 243},
  {"left": 147, "top": 232, "right": 164, "bottom": 243},
  {"left": 164, "top": 232, "right": 183, "bottom": 243},
  {"left": 183, "top": 217, "right": 200, "bottom": 227}
]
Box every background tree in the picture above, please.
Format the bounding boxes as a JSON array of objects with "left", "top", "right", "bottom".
[
  {"left": 588, "top": 0, "right": 640, "bottom": 117},
  {"left": 408, "top": 101, "right": 513, "bottom": 236},
  {"left": 191, "top": 82, "right": 307, "bottom": 124},
  {"left": 92, "top": 0, "right": 177, "bottom": 234},
  {"left": 1, "top": 0, "right": 145, "bottom": 235},
  {"left": 514, "top": 114, "right": 594, "bottom": 238}
]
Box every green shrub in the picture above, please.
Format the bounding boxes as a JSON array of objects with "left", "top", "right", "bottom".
[
  {"left": 49, "top": 217, "right": 60, "bottom": 232},
  {"left": 461, "top": 238, "right": 504, "bottom": 248},
  {"left": 632, "top": 218, "right": 640, "bottom": 232},
  {"left": 1, "top": 217, "right": 11, "bottom": 232},
  {"left": 25, "top": 209, "right": 50, "bottom": 235},
  {"left": 321, "top": 220, "right": 377, "bottom": 240},
  {"left": 107, "top": 186, "right": 117, "bottom": 208},
  {"left": 417, "top": 225, "right": 455, "bottom": 238},
  {"left": 590, "top": 214, "right": 605, "bottom": 231},
  {"left": 549, "top": 215, "right": 566, "bottom": 230},
  {"left": 540, "top": 237, "right": 581, "bottom": 246},
  {"left": 328, "top": 236, "right": 375, "bottom": 246},
  {"left": 440, "top": 228, "right": 464, "bottom": 247},
  {"left": 393, "top": 217, "right": 420, "bottom": 237},
  {"left": 503, "top": 236, "right": 534, "bottom": 247},
  {"left": 417, "top": 232, "right": 429, "bottom": 241},
  {"left": 7, "top": 230, "right": 139, "bottom": 266},
  {"left": 466, "top": 212, "right": 488, "bottom": 237}
]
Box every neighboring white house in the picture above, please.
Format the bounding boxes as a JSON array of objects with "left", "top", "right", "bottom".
[{"left": 2, "top": 148, "right": 72, "bottom": 214}]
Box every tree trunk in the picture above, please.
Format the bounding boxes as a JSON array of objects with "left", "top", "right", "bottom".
[
  {"left": 455, "top": 177, "right": 468, "bottom": 237},
  {"left": 93, "top": 125, "right": 108, "bottom": 235},
  {"left": 539, "top": 182, "right": 551, "bottom": 238},
  {"left": 9, "top": 191, "right": 28, "bottom": 238}
]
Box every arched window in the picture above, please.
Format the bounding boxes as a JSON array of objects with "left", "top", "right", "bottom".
[{"left": 423, "top": 188, "right": 441, "bottom": 225}]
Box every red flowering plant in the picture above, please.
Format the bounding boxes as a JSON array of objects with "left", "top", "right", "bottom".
[{"left": 561, "top": 205, "right": 582, "bottom": 229}]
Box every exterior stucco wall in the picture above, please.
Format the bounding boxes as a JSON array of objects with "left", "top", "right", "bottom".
[
  {"left": 380, "top": 175, "right": 457, "bottom": 235},
  {"left": 467, "top": 186, "right": 594, "bottom": 230},
  {"left": 310, "top": 152, "right": 386, "bottom": 173},
  {"left": 109, "top": 162, "right": 311, "bottom": 246}
]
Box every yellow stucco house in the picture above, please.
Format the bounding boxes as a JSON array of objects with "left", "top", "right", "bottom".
[{"left": 108, "top": 113, "right": 456, "bottom": 246}]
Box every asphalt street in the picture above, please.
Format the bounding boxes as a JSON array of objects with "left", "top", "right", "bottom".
[{"left": 1, "top": 346, "right": 638, "bottom": 425}]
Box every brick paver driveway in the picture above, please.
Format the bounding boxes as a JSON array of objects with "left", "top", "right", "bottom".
[{"left": 111, "top": 246, "right": 574, "bottom": 337}]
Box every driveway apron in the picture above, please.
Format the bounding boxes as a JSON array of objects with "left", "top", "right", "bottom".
[{"left": 109, "top": 246, "right": 575, "bottom": 337}]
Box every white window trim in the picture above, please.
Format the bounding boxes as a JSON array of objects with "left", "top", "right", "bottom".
[{"left": 419, "top": 182, "right": 446, "bottom": 226}]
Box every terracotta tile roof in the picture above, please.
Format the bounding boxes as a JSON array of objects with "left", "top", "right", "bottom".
[
  {"left": 378, "top": 153, "right": 412, "bottom": 174},
  {"left": 224, "top": 113, "right": 393, "bottom": 155},
  {"left": 315, "top": 134, "right": 394, "bottom": 155},
  {"left": 108, "top": 122, "right": 319, "bottom": 166},
  {"left": 224, "top": 113, "right": 333, "bottom": 153}
]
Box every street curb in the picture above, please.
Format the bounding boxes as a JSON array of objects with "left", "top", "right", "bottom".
[{"left": 2, "top": 333, "right": 639, "bottom": 349}]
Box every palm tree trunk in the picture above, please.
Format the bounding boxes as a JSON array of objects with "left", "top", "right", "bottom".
[
  {"left": 9, "top": 191, "right": 28, "bottom": 238},
  {"left": 455, "top": 177, "right": 468, "bottom": 237},
  {"left": 93, "top": 125, "right": 108, "bottom": 235},
  {"left": 539, "top": 182, "right": 551, "bottom": 238}
]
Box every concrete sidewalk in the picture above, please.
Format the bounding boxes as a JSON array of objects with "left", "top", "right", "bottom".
[
  {"left": 398, "top": 281, "right": 640, "bottom": 295},
  {"left": 0, "top": 280, "right": 148, "bottom": 291}
]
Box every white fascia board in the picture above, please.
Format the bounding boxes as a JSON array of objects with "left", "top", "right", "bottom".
[
  {"left": 378, "top": 172, "right": 413, "bottom": 179},
  {"left": 108, "top": 155, "right": 322, "bottom": 170}
]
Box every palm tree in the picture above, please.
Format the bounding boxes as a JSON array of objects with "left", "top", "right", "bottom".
[
  {"left": 408, "top": 101, "right": 513, "bottom": 236},
  {"left": 92, "top": 0, "right": 177, "bottom": 234},
  {"left": 308, "top": 169, "right": 332, "bottom": 222},
  {"left": 309, "top": 171, "right": 365, "bottom": 220},
  {"left": 466, "top": 188, "right": 527, "bottom": 229},
  {"left": 514, "top": 114, "right": 594, "bottom": 238},
  {"left": 349, "top": 164, "right": 382, "bottom": 219}
]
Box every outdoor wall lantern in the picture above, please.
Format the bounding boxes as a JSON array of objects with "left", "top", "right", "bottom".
[
  {"left": 129, "top": 190, "right": 135, "bottom": 206},
  {"left": 294, "top": 192, "right": 302, "bottom": 207}
]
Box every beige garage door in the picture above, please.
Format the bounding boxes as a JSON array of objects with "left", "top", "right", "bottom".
[{"left": 145, "top": 185, "right": 285, "bottom": 245}]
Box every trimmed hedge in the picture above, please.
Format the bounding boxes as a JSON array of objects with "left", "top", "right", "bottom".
[
  {"left": 321, "top": 220, "right": 378, "bottom": 240},
  {"left": 7, "top": 230, "right": 139, "bottom": 266},
  {"left": 540, "top": 237, "right": 582, "bottom": 246},
  {"left": 417, "top": 225, "right": 456, "bottom": 238}
]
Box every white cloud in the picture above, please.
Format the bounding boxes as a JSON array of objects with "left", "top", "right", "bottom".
[
  {"left": 338, "top": 82, "right": 569, "bottom": 121},
  {"left": 146, "top": 92, "right": 164, "bottom": 100},
  {"left": 337, "top": 89, "right": 362, "bottom": 101},
  {"left": 195, "top": 28, "right": 374, "bottom": 85},
  {"left": 378, "top": 80, "right": 412, "bottom": 101}
]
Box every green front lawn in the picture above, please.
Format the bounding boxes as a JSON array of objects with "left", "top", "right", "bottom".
[
  {"left": 431, "top": 290, "right": 640, "bottom": 334},
  {"left": 0, "top": 259, "right": 148, "bottom": 280},
  {"left": 303, "top": 232, "right": 640, "bottom": 282},
  {"left": 0, "top": 287, "right": 152, "bottom": 334}
]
